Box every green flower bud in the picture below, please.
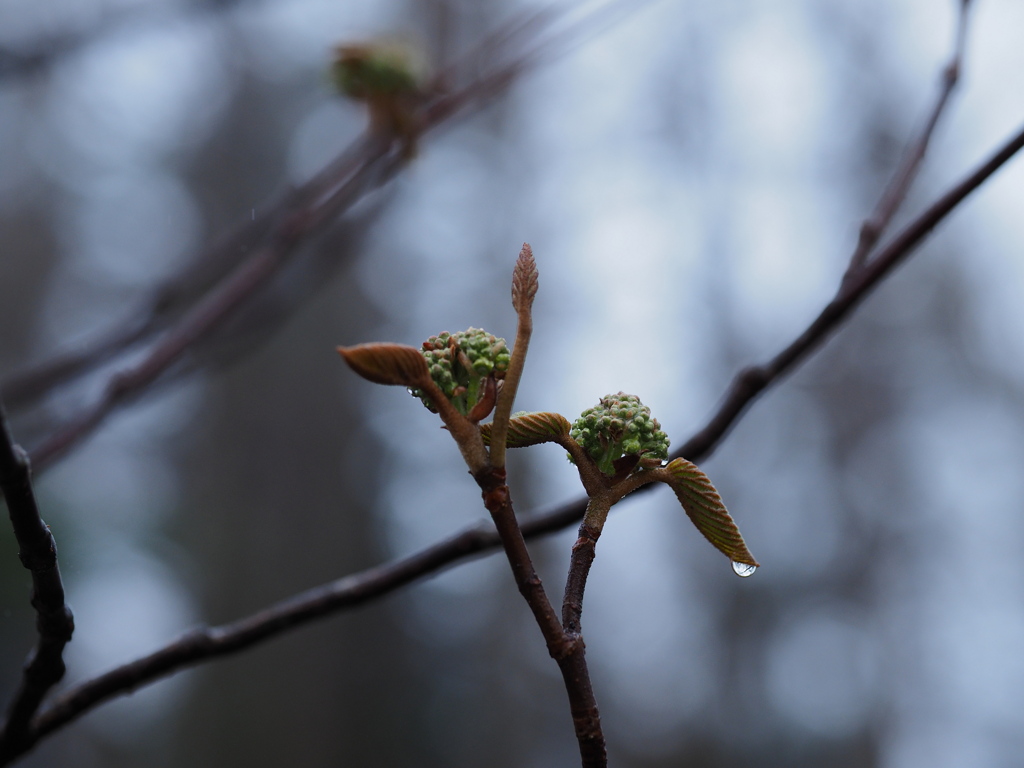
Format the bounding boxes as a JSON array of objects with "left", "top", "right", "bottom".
[
  {"left": 411, "top": 328, "right": 510, "bottom": 418},
  {"left": 569, "top": 392, "right": 670, "bottom": 476},
  {"left": 331, "top": 43, "right": 421, "bottom": 99}
]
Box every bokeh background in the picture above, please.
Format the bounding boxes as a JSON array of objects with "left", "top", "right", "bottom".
[{"left": 3, "top": 0, "right": 1024, "bottom": 766}]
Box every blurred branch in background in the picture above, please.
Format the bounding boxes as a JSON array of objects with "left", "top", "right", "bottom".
[
  {"left": 2, "top": 9, "right": 558, "bottom": 472},
  {"left": 0, "top": 0, "right": 641, "bottom": 420},
  {"left": 843, "top": 0, "right": 971, "bottom": 278},
  {"left": 20, "top": 111, "right": 1024, "bottom": 759}
]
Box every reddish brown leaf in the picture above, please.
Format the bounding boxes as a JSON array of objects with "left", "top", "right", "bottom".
[{"left": 337, "top": 343, "right": 429, "bottom": 387}]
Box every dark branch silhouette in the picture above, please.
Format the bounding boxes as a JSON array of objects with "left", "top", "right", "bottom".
[{"left": 0, "top": 403, "right": 74, "bottom": 761}]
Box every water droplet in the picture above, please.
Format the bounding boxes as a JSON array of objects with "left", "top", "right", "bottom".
[{"left": 732, "top": 561, "right": 757, "bottom": 578}]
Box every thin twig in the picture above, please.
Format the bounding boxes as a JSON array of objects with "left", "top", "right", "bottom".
[
  {"left": 25, "top": 133, "right": 397, "bottom": 470},
  {"left": 22, "top": 31, "right": 547, "bottom": 471},
  {"left": 562, "top": 516, "right": 602, "bottom": 637},
  {"left": 3, "top": 2, "right": 635, "bottom": 412},
  {"left": 0, "top": 403, "right": 74, "bottom": 761},
  {"left": 679, "top": 119, "right": 1024, "bottom": 465},
  {"left": 844, "top": 0, "right": 971, "bottom": 278},
  {"left": 17, "top": 117, "right": 1024, "bottom": 760}
]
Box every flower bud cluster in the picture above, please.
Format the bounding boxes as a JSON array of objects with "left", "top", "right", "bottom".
[
  {"left": 331, "top": 44, "right": 420, "bottom": 99},
  {"left": 413, "top": 328, "right": 510, "bottom": 417},
  {"left": 570, "top": 392, "right": 669, "bottom": 476}
]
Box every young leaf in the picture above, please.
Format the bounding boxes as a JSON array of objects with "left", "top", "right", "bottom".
[
  {"left": 337, "top": 343, "right": 429, "bottom": 387},
  {"left": 662, "top": 458, "right": 759, "bottom": 567},
  {"left": 480, "top": 412, "right": 570, "bottom": 448}
]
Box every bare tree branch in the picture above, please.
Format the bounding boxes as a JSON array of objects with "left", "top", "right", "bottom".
[
  {"left": 1, "top": 1, "right": 630, "bottom": 422},
  {"left": 15, "top": 116, "right": 1024, "bottom": 764},
  {"left": 18, "top": 15, "right": 555, "bottom": 472},
  {"left": 844, "top": 0, "right": 972, "bottom": 278},
  {"left": 24, "top": 132, "right": 396, "bottom": 471},
  {"left": 0, "top": 192, "right": 293, "bottom": 410},
  {"left": 475, "top": 465, "right": 606, "bottom": 767},
  {"left": 0, "top": 403, "right": 74, "bottom": 761}
]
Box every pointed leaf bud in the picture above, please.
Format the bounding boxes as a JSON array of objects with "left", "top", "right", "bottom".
[{"left": 511, "top": 243, "right": 539, "bottom": 315}]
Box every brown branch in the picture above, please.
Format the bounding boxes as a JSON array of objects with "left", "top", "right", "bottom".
[
  {"left": 560, "top": 471, "right": 656, "bottom": 644},
  {"left": 0, "top": 158, "right": 331, "bottom": 410},
  {"left": 562, "top": 520, "right": 601, "bottom": 636},
  {"left": 0, "top": 403, "right": 74, "bottom": 761},
  {"left": 21, "top": 24, "right": 549, "bottom": 472},
  {"left": 459, "top": 249, "right": 602, "bottom": 766},
  {"left": 844, "top": 0, "right": 971, "bottom": 277},
  {"left": 474, "top": 467, "right": 605, "bottom": 767},
  {"left": 6, "top": 1, "right": 632, "bottom": 446},
  {"left": 679, "top": 118, "right": 1024, "bottom": 464},
  {"left": 12, "top": 113, "right": 1024, "bottom": 768}
]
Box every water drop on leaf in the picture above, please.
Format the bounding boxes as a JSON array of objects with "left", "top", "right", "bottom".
[{"left": 732, "top": 561, "right": 757, "bottom": 578}]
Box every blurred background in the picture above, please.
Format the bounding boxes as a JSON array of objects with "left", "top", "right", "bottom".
[{"left": 3, "top": 0, "right": 1024, "bottom": 766}]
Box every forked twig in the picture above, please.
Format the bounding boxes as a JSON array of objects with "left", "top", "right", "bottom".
[{"left": 844, "top": 0, "right": 972, "bottom": 278}]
